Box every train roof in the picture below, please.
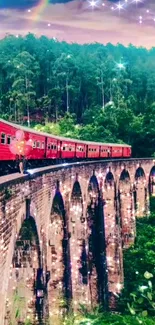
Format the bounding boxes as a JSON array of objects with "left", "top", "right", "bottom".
[{"left": 0, "top": 118, "right": 131, "bottom": 148}]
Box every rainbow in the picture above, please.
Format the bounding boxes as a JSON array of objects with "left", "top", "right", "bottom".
[{"left": 31, "top": 0, "right": 50, "bottom": 20}]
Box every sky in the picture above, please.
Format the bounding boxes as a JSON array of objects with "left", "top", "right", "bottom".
[{"left": 0, "top": 0, "right": 155, "bottom": 48}]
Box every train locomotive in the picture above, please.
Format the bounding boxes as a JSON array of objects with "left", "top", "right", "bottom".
[{"left": 0, "top": 118, "right": 132, "bottom": 175}]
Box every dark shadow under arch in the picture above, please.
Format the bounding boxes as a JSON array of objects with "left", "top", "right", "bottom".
[
  {"left": 119, "top": 169, "right": 130, "bottom": 182},
  {"left": 105, "top": 172, "right": 114, "bottom": 185},
  {"left": 70, "top": 181, "right": 87, "bottom": 286},
  {"left": 88, "top": 175, "right": 99, "bottom": 193},
  {"left": 50, "top": 190, "right": 71, "bottom": 303},
  {"left": 135, "top": 167, "right": 145, "bottom": 180},
  {"left": 150, "top": 166, "right": 155, "bottom": 177},
  {"left": 11, "top": 216, "right": 45, "bottom": 322},
  {"left": 52, "top": 191, "right": 65, "bottom": 216},
  {"left": 71, "top": 180, "right": 82, "bottom": 200},
  {"left": 13, "top": 216, "right": 41, "bottom": 268},
  {"left": 87, "top": 174, "right": 108, "bottom": 307},
  {"left": 149, "top": 166, "right": 155, "bottom": 197}
]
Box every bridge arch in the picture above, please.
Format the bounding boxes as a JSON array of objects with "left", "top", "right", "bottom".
[
  {"left": 118, "top": 169, "right": 135, "bottom": 247},
  {"left": 87, "top": 172, "right": 108, "bottom": 306},
  {"left": 149, "top": 166, "right": 155, "bottom": 197},
  {"left": 68, "top": 178, "right": 91, "bottom": 308},
  {"left": 135, "top": 166, "right": 145, "bottom": 180},
  {"left": 134, "top": 166, "right": 147, "bottom": 217},
  {"left": 103, "top": 169, "right": 123, "bottom": 303},
  {"left": 119, "top": 169, "right": 130, "bottom": 182},
  {"left": 105, "top": 171, "right": 115, "bottom": 186},
  {"left": 4, "top": 202, "right": 44, "bottom": 324},
  {"left": 48, "top": 188, "right": 69, "bottom": 319}
]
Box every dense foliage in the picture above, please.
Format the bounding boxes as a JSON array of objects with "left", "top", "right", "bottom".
[
  {"left": 119, "top": 214, "right": 155, "bottom": 314},
  {"left": 1, "top": 34, "right": 155, "bottom": 156},
  {"left": 63, "top": 311, "right": 155, "bottom": 325}
]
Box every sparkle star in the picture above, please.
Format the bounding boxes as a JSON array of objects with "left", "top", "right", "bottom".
[
  {"left": 116, "top": 2, "right": 124, "bottom": 11},
  {"left": 89, "top": 0, "right": 97, "bottom": 8}
]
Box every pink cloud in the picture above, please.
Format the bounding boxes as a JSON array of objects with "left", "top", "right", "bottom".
[{"left": 0, "top": 0, "right": 155, "bottom": 48}]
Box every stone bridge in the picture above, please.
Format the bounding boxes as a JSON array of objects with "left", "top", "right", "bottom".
[{"left": 0, "top": 158, "right": 155, "bottom": 325}]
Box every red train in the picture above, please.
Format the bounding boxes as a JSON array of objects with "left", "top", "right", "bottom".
[{"left": 0, "top": 118, "right": 131, "bottom": 174}]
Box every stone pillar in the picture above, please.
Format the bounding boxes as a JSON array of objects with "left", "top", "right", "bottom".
[
  {"left": 86, "top": 175, "right": 103, "bottom": 306},
  {"left": 103, "top": 181, "right": 123, "bottom": 306},
  {"left": 68, "top": 181, "right": 91, "bottom": 309},
  {"left": 119, "top": 181, "right": 135, "bottom": 247},
  {"left": 48, "top": 210, "right": 65, "bottom": 318},
  {"left": 135, "top": 178, "right": 146, "bottom": 217}
]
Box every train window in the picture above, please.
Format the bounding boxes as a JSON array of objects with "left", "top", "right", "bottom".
[
  {"left": 33, "top": 141, "right": 36, "bottom": 148},
  {"left": 69, "top": 147, "right": 72, "bottom": 151},
  {"left": 54, "top": 145, "right": 57, "bottom": 150},
  {"left": 1, "top": 133, "right": 6, "bottom": 144},
  {"left": 37, "top": 141, "right": 40, "bottom": 148},
  {"left": 42, "top": 142, "right": 45, "bottom": 149},
  {"left": 63, "top": 146, "right": 65, "bottom": 151},
  {"left": 7, "top": 135, "right": 11, "bottom": 145},
  {"left": 51, "top": 145, "right": 54, "bottom": 150},
  {"left": 48, "top": 144, "right": 51, "bottom": 150}
]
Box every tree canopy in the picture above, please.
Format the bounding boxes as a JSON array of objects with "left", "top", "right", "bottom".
[{"left": 1, "top": 34, "right": 155, "bottom": 156}]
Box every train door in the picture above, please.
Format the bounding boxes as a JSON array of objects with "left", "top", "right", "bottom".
[
  {"left": 108, "top": 147, "right": 111, "bottom": 158},
  {"left": 60, "top": 141, "right": 62, "bottom": 159},
  {"left": 86, "top": 145, "right": 88, "bottom": 158},
  {"left": 44, "top": 137, "right": 47, "bottom": 158},
  {"left": 75, "top": 143, "right": 77, "bottom": 159}
]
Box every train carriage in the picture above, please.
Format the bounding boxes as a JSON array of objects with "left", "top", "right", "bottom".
[
  {"left": 75, "top": 143, "right": 86, "bottom": 159},
  {"left": 100, "top": 145, "right": 111, "bottom": 158},
  {"left": 0, "top": 119, "right": 132, "bottom": 174},
  {"left": 87, "top": 144, "right": 99, "bottom": 159}
]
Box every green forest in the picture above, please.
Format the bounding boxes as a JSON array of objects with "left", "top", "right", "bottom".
[{"left": 1, "top": 34, "right": 155, "bottom": 156}]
